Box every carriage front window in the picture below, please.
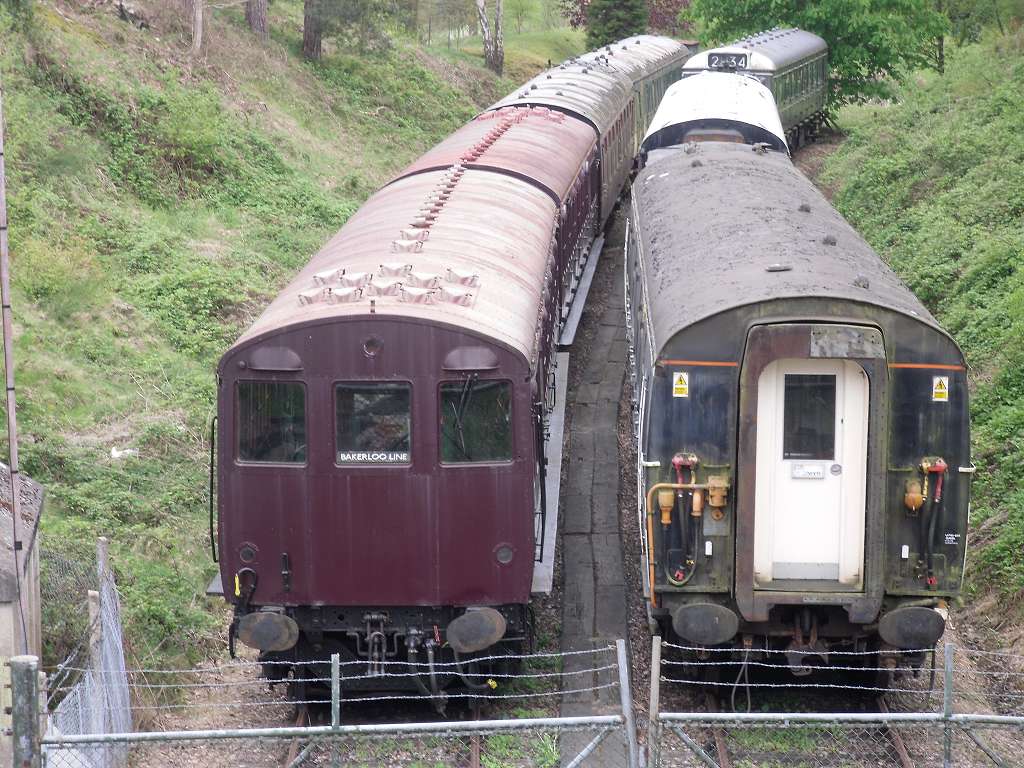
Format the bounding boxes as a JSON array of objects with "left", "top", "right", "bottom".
[
  {"left": 237, "top": 381, "right": 306, "bottom": 464},
  {"left": 440, "top": 379, "right": 512, "bottom": 463},
  {"left": 336, "top": 383, "right": 411, "bottom": 464},
  {"left": 782, "top": 374, "right": 836, "bottom": 460}
]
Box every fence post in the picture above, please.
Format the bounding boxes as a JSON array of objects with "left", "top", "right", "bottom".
[
  {"left": 96, "top": 537, "right": 110, "bottom": 584},
  {"left": 331, "top": 652, "right": 340, "bottom": 728},
  {"left": 616, "top": 639, "right": 639, "bottom": 768},
  {"left": 10, "top": 655, "right": 40, "bottom": 768},
  {"left": 943, "top": 641, "right": 954, "bottom": 768},
  {"left": 648, "top": 636, "right": 662, "bottom": 768}
]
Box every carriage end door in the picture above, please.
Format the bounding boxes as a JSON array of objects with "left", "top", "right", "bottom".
[{"left": 752, "top": 358, "right": 869, "bottom": 590}]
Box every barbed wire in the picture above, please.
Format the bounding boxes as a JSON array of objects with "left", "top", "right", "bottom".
[
  {"left": 52, "top": 643, "right": 617, "bottom": 677},
  {"left": 661, "top": 658, "right": 935, "bottom": 674},
  {"left": 127, "top": 681, "right": 620, "bottom": 710},
  {"left": 660, "top": 676, "right": 925, "bottom": 695},
  {"left": 962, "top": 647, "right": 1024, "bottom": 660},
  {"left": 50, "top": 660, "right": 620, "bottom": 693},
  {"left": 661, "top": 641, "right": 938, "bottom": 656}
]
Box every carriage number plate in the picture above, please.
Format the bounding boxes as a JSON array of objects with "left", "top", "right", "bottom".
[{"left": 709, "top": 53, "right": 748, "bottom": 69}]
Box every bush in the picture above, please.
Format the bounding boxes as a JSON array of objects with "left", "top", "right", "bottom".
[{"left": 822, "top": 38, "right": 1024, "bottom": 595}]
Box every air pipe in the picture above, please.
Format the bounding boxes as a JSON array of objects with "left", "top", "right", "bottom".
[
  {"left": 922, "top": 458, "right": 948, "bottom": 588},
  {"left": 645, "top": 479, "right": 713, "bottom": 606}
]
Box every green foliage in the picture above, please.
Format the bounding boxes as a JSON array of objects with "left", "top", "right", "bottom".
[
  {"left": 822, "top": 34, "right": 1024, "bottom": 596},
  {"left": 684, "top": 0, "right": 949, "bottom": 108},
  {"left": 585, "top": 0, "right": 647, "bottom": 48},
  {"left": 314, "top": 0, "right": 395, "bottom": 51},
  {"left": 0, "top": 0, "right": 31, "bottom": 25},
  {"left": 506, "top": 0, "right": 541, "bottom": 33},
  {"left": 312, "top": 47, "right": 476, "bottom": 143},
  {"left": 946, "top": 0, "right": 1024, "bottom": 44}
]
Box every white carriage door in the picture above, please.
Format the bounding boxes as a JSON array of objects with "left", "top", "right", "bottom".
[{"left": 753, "top": 359, "right": 869, "bottom": 589}]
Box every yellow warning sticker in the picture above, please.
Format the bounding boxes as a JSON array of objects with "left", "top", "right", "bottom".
[
  {"left": 672, "top": 371, "right": 689, "bottom": 398},
  {"left": 932, "top": 376, "right": 949, "bottom": 402}
]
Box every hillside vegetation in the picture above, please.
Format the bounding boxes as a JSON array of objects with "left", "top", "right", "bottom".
[
  {"left": 0, "top": 0, "right": 583, "bottom": 668},
  {"left": 822, "top": 32, "right": 1024, "bottom": 624}
]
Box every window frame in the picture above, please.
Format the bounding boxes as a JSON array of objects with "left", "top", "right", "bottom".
[
  {"left": 437, "top": 377, "right": 515, "bottom": 467},
  {"left": 333, "top": 379, "right": 414, "bottom": 468},
  {"left": 234, "top": 378, "right": 309, "bottom": 467},
  {"left": 781, "top": 373, "right": 837, "bottom": 462}
]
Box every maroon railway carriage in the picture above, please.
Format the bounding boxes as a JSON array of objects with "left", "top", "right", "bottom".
[{"left": 211, "top": 37, "right": 691, "bottom": 704}]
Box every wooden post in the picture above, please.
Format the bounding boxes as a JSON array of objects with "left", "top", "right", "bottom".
[
  {"left": 10, "top": 655, "right": 39, "bottom": 768},
  {"left": 88, "top": 588, "right": 103, "bottom": 740},
  {"left": 97, "top": 537, "right": 109, "bottom": 586},
  {"left": 191, "top": 0, "right": 204, "bottom": 56}
]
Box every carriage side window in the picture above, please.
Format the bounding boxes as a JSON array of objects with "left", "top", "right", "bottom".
[
  {"left": 336, "top": 383, "right": 411, "bottom": 464},
  {"left": 237, "top": 381, "right": 306, "bottom": 464},
  {"left": 440, "top": 379, "right": 512, "bottom": 463},
  {"left": 782, "top": 374, "right": 836, "bottom": 461}
]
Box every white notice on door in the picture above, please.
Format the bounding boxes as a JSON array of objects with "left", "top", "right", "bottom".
[{"left": 790, "top": 463, "right": 825, "bottom": 479}]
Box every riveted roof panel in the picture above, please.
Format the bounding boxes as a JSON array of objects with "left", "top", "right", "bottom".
[
  {"left": 487, "top": 61, "right": 633, "bottom": 135},
  {"left": 393, "top": 106, "right": 597, "bottom": 201},
  {"left": 577, "top": 35, "right": 691, "bottom": 82},
  {"left": 230, "top": 169, "right": 557, "bottom": 364}
]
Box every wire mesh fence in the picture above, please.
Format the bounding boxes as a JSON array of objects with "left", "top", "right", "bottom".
[
  {"left": 27, "top": 641, "right": 638, "bottom": 767},
  {"left": 43, "top": 538, "right": 131, "bottom": 768},
  {"left": 39, "top": 721, "right": 619, "bottom": 768},
  {"left": 648, "top": 637, "right": 1024, "bottom": 768},
  {"left": 46, "top": 644, "right": 621, "bottom": 719},
  {"left": 654, "top": 718, "right": 1024, "bottom": 768},
  {"left": 25, "top": 601, "right": 1024, "bottom": 768}
]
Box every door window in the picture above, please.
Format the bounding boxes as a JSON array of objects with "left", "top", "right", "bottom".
[
  {"left": 237, "top": 381, "right": 306, "bottom": 463},
  {"left": 782, "top": 374, "right": 836, "bottom": 460},
  {"left": 440, "top": 379, "right": 512, "bottom": 463},
  {"left": 336, "top": 382, "right": 411, "bottom": 464}
]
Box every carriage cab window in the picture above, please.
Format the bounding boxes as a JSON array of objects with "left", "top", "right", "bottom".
[
  {"left": 237, "top": 381, "right": 306, "bottom": 464},
  {"left": 782, "top": 374, "right": 836, "bottom": 460},
  {"left": 440, "top": 379, "right": 512, "bottom": 463},
  {"left": 335, "top": 383, "right": 411, "bottom": 464}
]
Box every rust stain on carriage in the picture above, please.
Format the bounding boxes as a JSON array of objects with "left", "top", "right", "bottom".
[
  {"left": 394, "top": 107, "right": 597, "bottom": 204},
  {"left": 888, "top": 363, "right": 966, "bottom": 370},
  {"left": 658, "top": 359, "right": 739, "bottom": 367}
]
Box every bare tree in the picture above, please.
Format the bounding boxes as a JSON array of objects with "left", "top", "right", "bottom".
[
  {"left": 303, "top": 0, "right": 323, "bottom": 60},
  {"left": 245, "top": 0, "right": 268, "bottom": 40},
  {"left": 475, "top": 0, "right": 503, "bottom": 75},
  {"left": 191, "top": 0, "right": 203, "bottom": 56}
]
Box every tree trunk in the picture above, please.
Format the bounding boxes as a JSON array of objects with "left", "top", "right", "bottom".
[
  {"left": 993, "top": 0, "right": 1005, "bottom": 35},
  {"left": 245, "top": 0, "right": 268, "bottom": 41},
  {"left": 475, "top": 0, "right": 493, "bottom": 69},
  {"left": 302, "top": 0, "right": 323, "bottom": 61},
  {"left": 476, "top": 0, "right": 503, "bottom": 75},
  {"left": 492, "top": 0, "right": 503, "bottom": 77},
  {"left": 191, "top": 0, "right": 203, "bottom": 56}
]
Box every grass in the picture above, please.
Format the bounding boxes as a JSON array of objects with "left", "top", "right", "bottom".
[
  {"left": 821, "top": 30, "right": 1024, "bottom": 609},
  {"left": 430, "top": 28, "right": 586, "bottom": 84},
  {"left": 0, "top": 0, "right": 582, "bottom": 671}
]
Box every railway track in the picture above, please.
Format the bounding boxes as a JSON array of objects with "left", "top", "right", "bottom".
[
  {"left": 690, "top": 693, "right": 918, "bottom": 768},
  {"left": 878, "top": 696, "right": 915, "bottom": 768}
]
